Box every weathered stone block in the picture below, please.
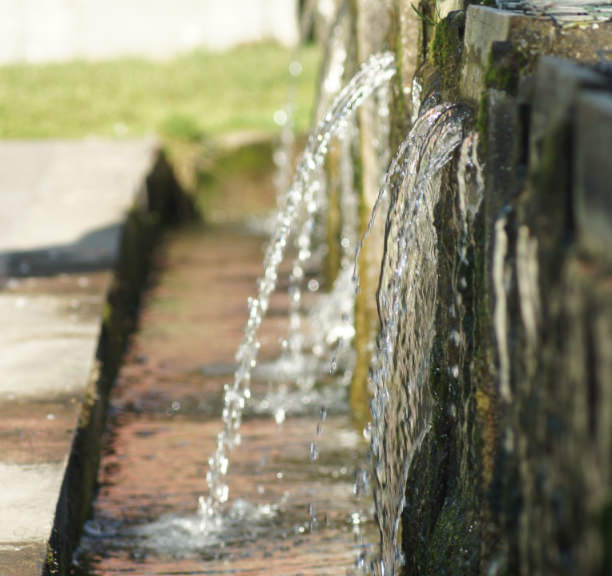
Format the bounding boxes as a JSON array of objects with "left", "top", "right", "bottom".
[
  {"left": 575, "top": 90, "right": 612, "bottom": 258},
  {"left": 484, "top": 88, "right": 519, "bottom": 266},
  {"left": 460, "top": 5, "right": 612, "bottom": 103},
  {"left": 530, "top": 56, "right": 606, "bottom": 167},
  {"left": 461, "top": 6, "right": 515, "bottom": 101}
]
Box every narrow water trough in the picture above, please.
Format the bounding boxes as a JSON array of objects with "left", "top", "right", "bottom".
[{"left": 72, "top": 225, "right": 377, "bottom": 575}]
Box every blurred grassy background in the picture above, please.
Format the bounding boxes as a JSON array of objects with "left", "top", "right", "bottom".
[
  {"left": 0, "top": 42, "right": 320, "bottom": 139},
  {"left": 0, "top": 42, "right": 321, "bottom": 218}
]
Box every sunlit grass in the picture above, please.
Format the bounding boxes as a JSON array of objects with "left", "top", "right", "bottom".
[{"left": 0, "top": 42, "right": 321, "bottom": 140}]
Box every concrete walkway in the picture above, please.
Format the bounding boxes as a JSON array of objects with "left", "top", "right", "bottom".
[{"left": 0, "top": 139, "right": 170, "bottom": 575}]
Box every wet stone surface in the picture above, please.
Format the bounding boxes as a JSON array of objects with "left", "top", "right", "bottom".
[{"left": 73, "top": 224, "right": 376, "bottom": 575}]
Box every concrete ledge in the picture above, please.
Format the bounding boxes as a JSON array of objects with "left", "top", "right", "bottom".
[
  {"left": 0, "top": 140, "right": 190, "bottom": 575},
  {"left": 461, "top": 5, "right": 515, "bottom": 102},
  {"left": 460, "top": 4, "right": 612, "bottom": 102},
  {"left": 530, "top": 56, "right": 606, "bottom": 166}
]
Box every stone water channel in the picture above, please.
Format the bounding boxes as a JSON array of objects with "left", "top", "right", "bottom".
[
  {"left": 4, "top": 2, "right": 610, "bottom": 574},
  {"left": 72, "top": 194, "right": 376, "bottom": 574}
]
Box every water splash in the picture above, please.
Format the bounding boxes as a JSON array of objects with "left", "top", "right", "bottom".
[
  {"left": 132, "top": 500, "right": 278, "bottom": 558},
  {"left": 202, "top": 51, "right": 397, "bottom": 519},
  {"left": 365, "top": 103, "right": 469, "bottom": 576}
]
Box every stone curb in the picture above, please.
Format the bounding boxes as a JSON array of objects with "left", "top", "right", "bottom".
[
  {"left": 45, "top": 149, "right": 192, "bottom": 576},
  {"left": 0, "top": 141, "right": 193, "bottom": 576}
]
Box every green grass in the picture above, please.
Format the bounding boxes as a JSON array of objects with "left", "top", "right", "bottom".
[{"left": 0, "top": 42, "right": 321, "bottom": 140}]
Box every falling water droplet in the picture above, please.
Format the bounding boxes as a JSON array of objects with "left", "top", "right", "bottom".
[
  {"left": 309, "top": 441, "right": 319, "bottom": 461},
  {"left": 274, "top": 408, "right": 286, "bottom": 425},
  {"left": 329, "top": 358, "right": 338, "bottom": 374}
]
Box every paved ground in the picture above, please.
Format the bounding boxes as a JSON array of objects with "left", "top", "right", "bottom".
[{"left": 0, "top": 139, "right": 160, "bottom": 574}]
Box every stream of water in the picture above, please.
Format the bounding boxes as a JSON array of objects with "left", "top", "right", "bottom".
[
  {"left": 73, "top": 28, "right": 483, "bottom": 573},
  {"left": 202, "top": 50, "right": 397, "bottom": 522},
  {"left": 73, "top": 51, "right": 398, "bottom": 576},
  {"left": 196, "top": 89, "right": 472, "bottom": 574},
  {"left": 364, "top": 104, "right": 470, "bottom": 576}
]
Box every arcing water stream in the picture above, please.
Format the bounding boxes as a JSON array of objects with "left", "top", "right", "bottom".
[
  {"left": 366, "top": 104, "right": 470, "bottom": 575},
  {"left": 197, "top": 55, "right": 474, "bottom": 573},
  {"left": 201, "top": 51, "right": 397, "bottom": 521},
  {"left": 73, "top": 43, "right": 481, "bottom": 576}
]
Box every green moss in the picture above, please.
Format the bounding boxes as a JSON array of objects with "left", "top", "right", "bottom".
[
  {"left": 430, "top": 11, "right": 465, "bottom": 96},
  {"left": 46, "top": 542, "right": 59, "bottom": 576},
  {"left": 418, "top": 0, "right": 442, "bottom": 61},
  {"left": 431, "top": 18, "right": 449, "bottom": 65},
  {"left": 484, "top": 66, "right": 515, "bottom": 92},
  {"left": 483, "top": 42, "right": 528, "bottom": 95},
  {"left": 423, "top": 492, "right": 481, "bottom": 575},
  {"left": 77, "top": 363, "right": 101, "bottom": 430}
]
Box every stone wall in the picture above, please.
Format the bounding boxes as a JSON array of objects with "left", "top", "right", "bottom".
[{"left": 328, "top": 1, "right": 612, "bottom": 573}]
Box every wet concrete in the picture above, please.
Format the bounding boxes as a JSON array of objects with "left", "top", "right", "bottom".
[{"left": 73, "top": 224, "right": 376, "bottom": 575}]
